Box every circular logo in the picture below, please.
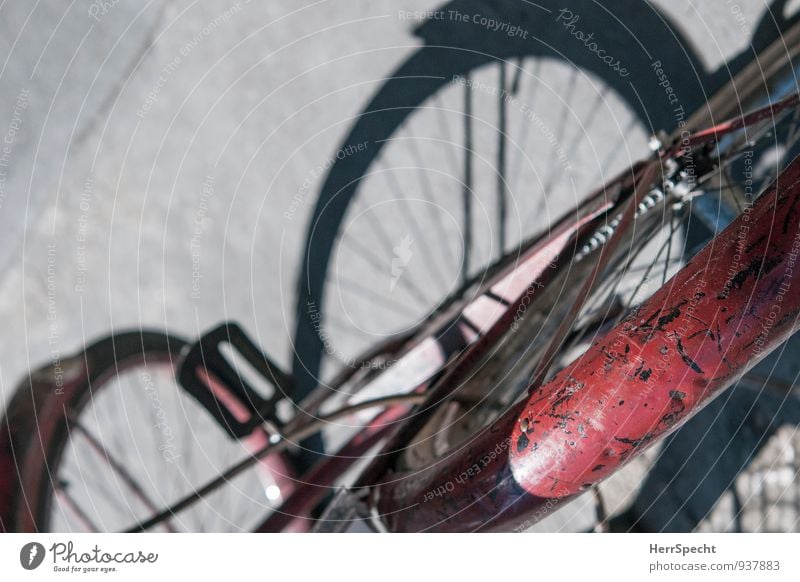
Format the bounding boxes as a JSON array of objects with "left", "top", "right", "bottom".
[{"left": 19, "top": 542, "right": 46, "bottom": 570}]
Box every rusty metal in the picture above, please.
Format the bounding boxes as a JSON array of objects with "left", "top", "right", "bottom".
[{"left": 374, "top": 154, "right": 800, "bottom": 532}]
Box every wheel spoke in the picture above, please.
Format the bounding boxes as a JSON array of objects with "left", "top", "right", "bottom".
[
  {"left": 339, "top": 223, "right": 433, "bottom": 306},
  {"left": 405, "top": 135, "right": 460, "bottom": 285},
  {"left": 509, "top": 60, "right": 540, "bottom": 191},
  {"left": 463, "top": 72, "right": 474, "bottom": 284},
  {"left": 523, "top": 69, "right": 580, "bottom": 227},
  {"left": 351, "top": 194, "right": 438, "bottom": 309},
  {"left": 661, "top": 208, "right": 679, "bottom": 286},
  {"left": 376, "top": 161, "right": 454, "bottom": 298},
  {"left": 497, "top": 60, "right": 508, "bottom": 254},
  {"left": 431, "top": 93, "right": 461, "bottom": 175},
  {"left": 330, "top": 272, "right": 424, "bottom": 319},
  {"left": 72, "top": 420, "right": 176, "bottom": 532}
]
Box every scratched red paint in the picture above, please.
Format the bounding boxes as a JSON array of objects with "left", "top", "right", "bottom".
[
  {"left": 509, "top": 156, "right": 800, "bottom": 498},
  {"left": 378, "top": 155, "right": 800, "bottom": 532}
]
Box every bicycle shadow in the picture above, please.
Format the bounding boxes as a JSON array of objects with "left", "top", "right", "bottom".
[
  {"left": 292, "top": 0, "right": 800, "bottom": 515},
  {"left": 293, "top": 0, "right": 797, "bottom": 399}
]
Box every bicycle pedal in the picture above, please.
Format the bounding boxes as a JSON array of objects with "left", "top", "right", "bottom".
[{"left": 177, "top": 322, "right": 293, "bottom": 439}]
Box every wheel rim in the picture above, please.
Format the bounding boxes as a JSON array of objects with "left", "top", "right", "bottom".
[{"left": 40, "top": 353, "right": 292, "bottom": 532}]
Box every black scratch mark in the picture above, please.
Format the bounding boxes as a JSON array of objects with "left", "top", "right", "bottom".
[
  {"left": 517, "top": 432, "right": 530, "bottom": 453},
  {"left": 675, "top": 337, "right": 703, "bottom": 373}
]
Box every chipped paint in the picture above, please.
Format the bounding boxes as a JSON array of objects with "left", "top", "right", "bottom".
[{"left": 377, "top": 154, "right": 800, "bottom": 532}]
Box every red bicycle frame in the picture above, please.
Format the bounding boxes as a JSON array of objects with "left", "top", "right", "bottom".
[
  {"left": 375, "top": 159, "right": 800, "bottom": 532},
  {"left": 257, "top": 96, "right": 800, "bottom": 533}
]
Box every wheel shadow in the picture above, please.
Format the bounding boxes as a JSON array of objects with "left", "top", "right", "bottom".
[
  {"left": 293, "top": 0, "right": 712, "bottom": 399},
  {"left": 294, "top": 0, "right": 798, "bottom": 398}
]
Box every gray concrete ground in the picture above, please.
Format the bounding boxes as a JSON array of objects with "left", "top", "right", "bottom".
[{"left": 1, "top": 0, "right": 798, "bottom": 531}]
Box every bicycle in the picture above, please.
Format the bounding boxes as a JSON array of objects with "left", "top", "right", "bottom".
[{"left": 3, "top": 4, "right": 800, "bottom": 533}]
